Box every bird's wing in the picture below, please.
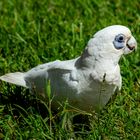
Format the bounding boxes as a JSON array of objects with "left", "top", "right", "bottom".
[
  {"left": 47, "top": 59, "right": 77, "bottom": 72},
  {"left": 33, "top": 58, "right": 77, "bottom": 71},
  {"left": 25, "top": 59, "right": 77, "bottom": 77},
  {"left": 24, "top": 58, "right": 77, "bottom": 88}
]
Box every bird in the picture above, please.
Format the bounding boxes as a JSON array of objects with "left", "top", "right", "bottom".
[{"left": 0, "top": 25, "right": 137, "bottom": 112}]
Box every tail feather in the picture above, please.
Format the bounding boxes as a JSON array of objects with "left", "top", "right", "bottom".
[{"left": 0, "top": 72, "right": 27, "bottom": 88}]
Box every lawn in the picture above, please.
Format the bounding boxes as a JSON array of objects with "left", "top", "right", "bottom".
[{"left": 0, "top": 0, "right": 140, "bottom": 139}]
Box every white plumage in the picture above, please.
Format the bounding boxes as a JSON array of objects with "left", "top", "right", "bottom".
[{"left": 0, "top": 25, "right": 137, "bottom": 111}]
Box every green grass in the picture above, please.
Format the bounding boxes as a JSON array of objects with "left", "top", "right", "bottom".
[{"left": 0, "top": 0, "right": 140, "bottom": 139}]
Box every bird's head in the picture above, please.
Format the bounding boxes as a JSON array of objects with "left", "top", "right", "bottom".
[{"left": 86, "top": 25, "right": 137, "bottom": 61}]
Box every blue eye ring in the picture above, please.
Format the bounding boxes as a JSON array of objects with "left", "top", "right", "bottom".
[
  {"left": 115, "top": 34, "right": 125, "bottom": 43},
  {"left": 113, "top": 34, "right": 126, "bottom": 49}
]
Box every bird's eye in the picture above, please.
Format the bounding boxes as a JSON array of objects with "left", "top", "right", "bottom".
[
  {"left": 115, "top": 34, "right": 125, "bottom": 43},
  {"left": 113, "top": 34, "right": 126, "bottom": 49}
]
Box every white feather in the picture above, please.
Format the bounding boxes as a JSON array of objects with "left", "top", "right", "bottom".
[
  {"left": 0, "top": 72, "right": 27, "bottom": 87},
  {"left": 0, "top": 25, "right": 137, "bottom": 111}
]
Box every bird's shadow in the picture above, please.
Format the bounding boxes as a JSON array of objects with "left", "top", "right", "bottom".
[
  {"left": 0, "top": 83, "right": 50, "bottom": 117},
  {"left": 0, "top": 83, "right": 93, "bottom": 135}
]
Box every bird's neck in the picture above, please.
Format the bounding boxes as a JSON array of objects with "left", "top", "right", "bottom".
[{"left": 76, "top": 55, "right": 121, "bottom": 86}]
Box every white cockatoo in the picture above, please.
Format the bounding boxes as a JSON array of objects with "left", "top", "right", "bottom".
[{"left": 0, "top": 25, "right": 137, "bottom": 111}]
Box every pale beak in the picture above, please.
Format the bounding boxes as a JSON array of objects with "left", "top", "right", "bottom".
[{"left": 127, "top": 36, "right": 137, "bottom": 51}]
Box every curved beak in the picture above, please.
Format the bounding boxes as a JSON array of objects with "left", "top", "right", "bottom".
[{"left": 127, "top": 36, "right": 137, "bottom": 51}]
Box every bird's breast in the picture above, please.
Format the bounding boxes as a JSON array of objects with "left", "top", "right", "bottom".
[{"left": 49, "top": 69, "right": 117, "bottom": 111}]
